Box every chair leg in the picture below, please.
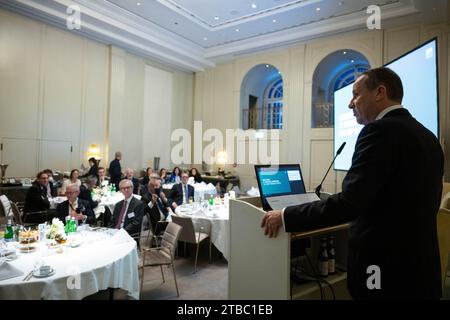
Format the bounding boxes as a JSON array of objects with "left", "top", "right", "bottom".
[
  {"left": 160, "top": 265, "right": 165, "bottom": 283},
  {"left": 171, "top": 263, "right": 180, "bottom": 297},
  {"left": 140, "top": 266, "right": 144, "bottom": 298},
  {"left": 209, "top": 238, "right": 212, "bottom": 264},
  {"left": 194, "top": 242, "right": 200, "bottom": 273}
]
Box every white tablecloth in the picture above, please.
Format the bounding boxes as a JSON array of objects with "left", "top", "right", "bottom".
[
  {"left": 0, "top": 228, "right": 139, "bottom": 300},
  {"left": 174, "top": 203, "right": 229, "bottom": 260}
]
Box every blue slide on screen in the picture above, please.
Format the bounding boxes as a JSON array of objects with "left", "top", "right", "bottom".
[
  {"left": 258, "top": 166, "right": 306, "bottom": 197},
  {"left": 333, "top": 39, "right": 438, "bottom": 171}
]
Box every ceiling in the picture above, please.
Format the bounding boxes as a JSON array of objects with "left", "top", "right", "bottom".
[{"left": 1, "top": 0, "right": 448, "bottom": 72}]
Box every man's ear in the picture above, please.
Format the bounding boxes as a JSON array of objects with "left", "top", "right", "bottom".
[{"left": 375, "top": 85, "right": 387, "bottom": 101}]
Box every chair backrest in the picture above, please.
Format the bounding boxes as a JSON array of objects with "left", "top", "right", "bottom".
[
  {"left": 10, "top": 202, "right": 23, "bottom": 225},
  {"left": 160, "top": 222, "right": 183, "bottom": 259},
  {"left": 0, "top": 195, "right": 12, "bottom": 218},
  {"left": 170, "top": 215, "right": 196, "bottom": 243}
]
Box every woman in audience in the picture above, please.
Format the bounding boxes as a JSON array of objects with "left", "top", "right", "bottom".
[
  {"left": 60, "top": 169, "right": 82, "bottom": 195},
  {"left": 82, "top": 157, "right": 99, "bottom": 180},
  {"left": 141, "top": 167, "right": 153, "bottom": 186},
  {"left": 189, "top": 167, "right": 203, "bottom": 183},
  {"left": 169, "top": 166, "right": 181, "bottom": 184},
  {"left": 159, "top": 168, "right": 168, "bottom": 184}
]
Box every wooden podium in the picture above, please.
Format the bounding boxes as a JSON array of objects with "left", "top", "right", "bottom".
[{"left": 228, "top": 196, "right": 350, "bottom": 300}]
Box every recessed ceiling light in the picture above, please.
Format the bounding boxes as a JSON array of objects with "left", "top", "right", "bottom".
[
  {"left": 214, "top": 16, "right": 219, "bottom": 20},
  {"left": 137, "top": 2, "right": 141, "bottom": 6},
  {"left": 343, "top": 51, "right": 347, "bottom": 55},
  {"left": 203, "top": 37, "right": 208, "bottom": 41},
  {"left": 351, "top": 59, "right": 355, "bottom": 63},
  {"left": 251, "top": 3, "right": 257, "bottom": 9},
  {"left": 174, "top": 22, "right": 178, "bottom": 25},
  {"left": 265, "top": 64, "right": 269, "bottom": 68},
  {"left": 235, "top": 28, "right": 240, "bottom": 32},
  {"left": 272, "top": 19, "right": 277, "bottom": 23},
  {"left": 278, "top": 71, "right": 281, "bottom": 74},
  {"left": 316, "top": 7, "right": 321, "bottom": 11}
]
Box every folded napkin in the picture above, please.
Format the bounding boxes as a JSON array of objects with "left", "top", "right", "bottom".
[{"left": 0, "top": 262, "right": 24, "bottom": 281}]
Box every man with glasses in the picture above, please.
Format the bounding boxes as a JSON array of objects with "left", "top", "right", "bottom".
[
  {"left": 56, "top": 184, "right": 96, "bottom": 226},
  {"left": 109, "top": 179, "right": 144, "bottom": 236},
  {"left": 168, "top": 171, "right": 194, "bottom": 210}
]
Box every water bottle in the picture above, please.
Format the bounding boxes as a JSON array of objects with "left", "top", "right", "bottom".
[
  {"left": 209, "top": 194, "right": 214, "bottom": 206},
  {"left": 4, "top": 220, "right": 13, "bottom": 242}
]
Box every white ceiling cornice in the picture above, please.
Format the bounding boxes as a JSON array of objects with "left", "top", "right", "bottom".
[{"left": 205, "top": 1, "right": 419, "bottom": 60}]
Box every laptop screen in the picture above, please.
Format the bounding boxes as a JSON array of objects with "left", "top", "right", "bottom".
[{"left": 254, "top": 164, "right": 307, "bottom": 210}]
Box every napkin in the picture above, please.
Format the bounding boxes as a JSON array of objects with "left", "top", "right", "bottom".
[{"left": 0, "top": 262, "right": 24, "bottom": 281}]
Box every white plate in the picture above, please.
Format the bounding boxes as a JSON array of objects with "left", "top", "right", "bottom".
[{"left": 32, "top": 267, "right": 55, "bottom": 278}]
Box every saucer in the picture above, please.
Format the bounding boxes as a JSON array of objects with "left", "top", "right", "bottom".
[{"left": 32, "top": 267, "right": 55, "bottom": 278}]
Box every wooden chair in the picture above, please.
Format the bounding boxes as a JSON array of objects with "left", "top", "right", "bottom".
[
  {"left": 139, "top": 222, "right": 183, "bottom": 297},
  {"left": 171, "top": 215, "right": 211, "bottom": 273}
]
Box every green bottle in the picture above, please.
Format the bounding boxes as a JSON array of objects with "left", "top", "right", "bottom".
[
  {"left": 209, "top": 195, "right": 214, "bottom": 206},
  {"left": 4, "top": 220, "right": 13, "bottom": 242}
]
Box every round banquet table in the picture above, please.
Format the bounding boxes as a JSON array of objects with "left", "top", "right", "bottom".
[
  {"left": 174, "top": 203, "right": 229, "bottom": 261},
  {"left": 0, "top": 228, "right": 139, "bottom": 300}
]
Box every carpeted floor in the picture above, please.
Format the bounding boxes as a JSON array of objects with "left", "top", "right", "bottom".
[{"left": 84, "top": 244, "right": 229, "bottom": 300}]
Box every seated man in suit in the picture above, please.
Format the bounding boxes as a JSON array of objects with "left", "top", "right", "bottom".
[
  {"left": 122, "top": 168, "right": 140, "bottom": 195},
  {"left": 168, "top": 171, "right": 194, "bottom": 209},
  {"left": 42, "top": 169, "right": 58, "bottom": 198},
  {"left": 140, "top": 173, "right": 172, "bottom": 232},
  {"left": 56, "top": 183, "right": 96, "bottom": 226},
  {"left": 97, "top": 166, "right": 109, "bottom": 187},
  {"left": 108, "top": 179, "right": 145, "bottom": 236},
  {"left": 24, "top": 171, "right": 51, "bottom": 223},
  {"left": 79, "top": 175, "right": 99, "bottom": 210}
]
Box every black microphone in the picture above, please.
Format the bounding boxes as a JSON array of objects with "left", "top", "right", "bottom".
[{"left": 315, "top": 142, "right": 346, "bottom": 198}]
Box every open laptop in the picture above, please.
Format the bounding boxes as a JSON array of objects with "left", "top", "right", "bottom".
[{"left": 254, "top": 164, "right": 320, "bottom": 211}]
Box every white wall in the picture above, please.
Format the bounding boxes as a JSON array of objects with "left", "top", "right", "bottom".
[
  {"left": 142, "top": 65, "right": 173, "bottom": 170},
  {"left": 0, "top": 8, "right": 194, "bottom": 178}
]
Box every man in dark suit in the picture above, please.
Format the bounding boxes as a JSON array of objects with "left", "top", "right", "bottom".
[
  {"left": 262, "top": 67, "right": 444, "bottom": 299},
  {"left": 24, "top": 171, "right": 51, "bottom": 223},
  {"left": 122, "top": 168, "right": 140, "bottom": 195},
  {"left": 108, "top": 179, "right": 144, "bottom": 236},
  {"left": 42, "top": 169, "right": 58, "bottom": 198},
  {"left": 97, "top": 166, "right": 109, "bottom": 187},
  {"left": 56, "top": 183, "right": 96, "bottom": 226},
  {"left": 109, "top": 151, "right": 122, "bottom": 190},
  {"left": 141, "top": 173, "right": 172, "bottom": 231},
  {"left": 168, "top": 171, "right": 194, "bottom": 209}
]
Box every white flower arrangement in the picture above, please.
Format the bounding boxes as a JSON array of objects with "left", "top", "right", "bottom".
[{"left": 47, "top": 218, "right": 66, "bottom": 242}]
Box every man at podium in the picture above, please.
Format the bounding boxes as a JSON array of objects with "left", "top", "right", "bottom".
[{"left": 261, "top": 67, "right": 444, "bottom": 299}]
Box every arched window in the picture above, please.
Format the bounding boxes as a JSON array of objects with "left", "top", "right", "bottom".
[
  {"left": 264, "top": 78, "right": 283, "bottom": 129},
  {"left": 312, "top": 50, "right": 370, "bottom": 128},
  {"left": 240, "top": 64, "right": 283, "bottom": 130}
]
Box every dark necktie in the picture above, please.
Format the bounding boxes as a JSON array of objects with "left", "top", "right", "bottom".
[{"left": 115, "top": 200, "right": 127, "bottom": 229}]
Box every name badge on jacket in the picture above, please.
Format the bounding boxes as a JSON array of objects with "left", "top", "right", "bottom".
[{"left": 128, "top": 212, "right": 135, "bottom": 218}]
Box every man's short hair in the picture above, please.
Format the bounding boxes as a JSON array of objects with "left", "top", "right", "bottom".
[
  {"left": 119, "top": 179, "right": 133, "bottom": 189},
  {"left": 361, "top": 67, "right": 404, "bottom": 102},
  {"left": 150, "top": 173, "right": 160, "bottom": 180},
  {"left": 42, "top": 169, "right": 53, "bottom": 175},
  {"left": 115, "top": 151, "right": 121, "bottom": 158},
  {"left": 181, "top": 170, "right": 189, "bottom": 177},
  {"left": 98, "top": 167, "right": 105, "bottom": 172},
  {"left": 66, "top": 183, "right": 80, "bottom": 193},
  {"left": 86, "top": 175, "right": 98, "bottom": 185},
  {"left": 36, "top": 171, "right": 48, "bottom": 179}
]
